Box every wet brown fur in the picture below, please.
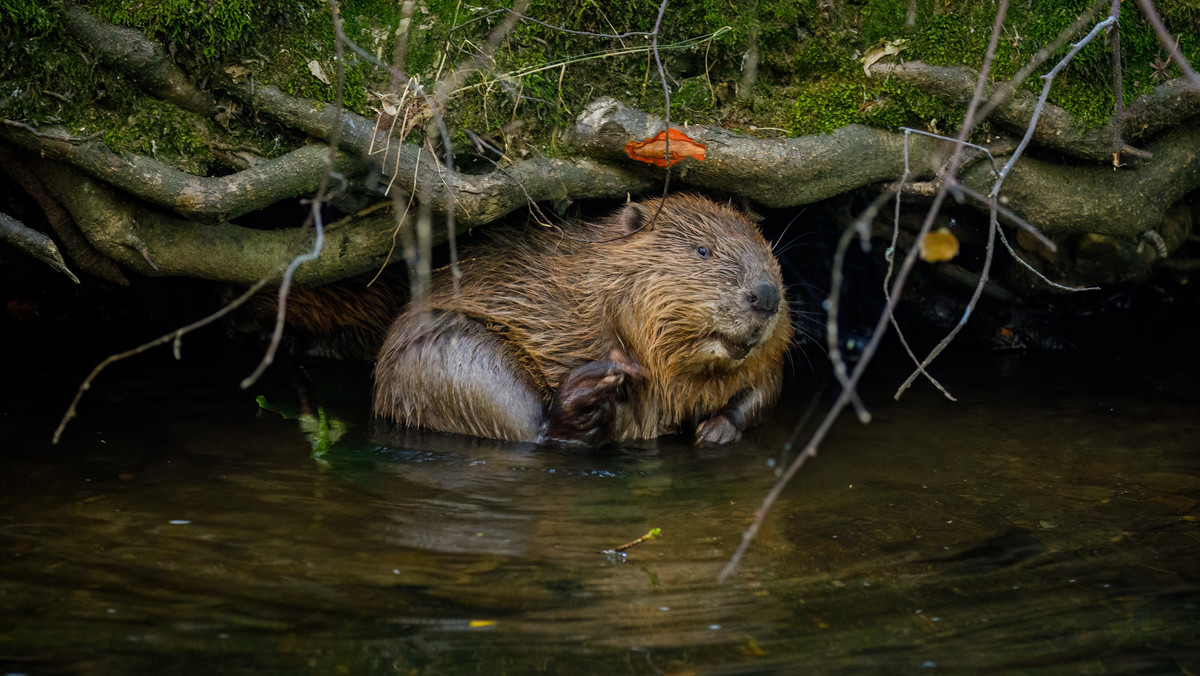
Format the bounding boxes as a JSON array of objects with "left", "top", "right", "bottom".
[
  {"left": 373, "top": 194, "right": 793, "bottom": 443},
  {"left": 234, "top": 281, "right": 404, "bottom": 360}
]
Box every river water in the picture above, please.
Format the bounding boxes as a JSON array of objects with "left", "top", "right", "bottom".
[{"left": 2, "top": 340, "right": 1198, "bottom": 674}]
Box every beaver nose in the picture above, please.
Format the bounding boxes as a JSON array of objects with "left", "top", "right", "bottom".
[{"left": 747, "top": 281, "right": 780, "bottom": 315}]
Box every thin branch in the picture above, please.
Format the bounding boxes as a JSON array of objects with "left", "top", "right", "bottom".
[
  {"left": 951, "top": 184, "right": 1054, "bottom": 251},
  {"left": 826, "top": 192, "right": 889, "bottom": 420},
  {"left": 994, "top": 17, "right": 1116, "bottom": 190},
  {"left": 894, "top": 15, "right": 1115, "bottom": 400},
  {"left": 51, "top": 274, "right": 279, "bottom": 444},
  {"left": 976, "top": 0, "right": 1110, "bottom": 123},
  {"left": 894, "top": 197, "right": 998, "bottom": 399},
  {"left": 995, "top": 225, "right": 1100, "bottom": 292},
  {"left": 883, "top": 130, "right": 956, "bottom": 401},
  {"left": 899, "top": 126, "right": 1001, "bottom": 177},
  {"left": 719, "top": 0, "right": 1014, "bottom": 583},
  {"left": 239, "top": 0, "right": 351, "bottom": 390},
  {"left": 1108, "top": 0, "right": 1125, "bottom": 164},
  {"left": 450, "top": 7, "right": 654, "bottom": 39},
  {"left": 650, "top": 0, "right": 673, "bottom": 219}
]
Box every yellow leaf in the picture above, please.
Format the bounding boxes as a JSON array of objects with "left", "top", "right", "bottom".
[{"left": 919, "top": 227, "right": 960, "bottom": 262}]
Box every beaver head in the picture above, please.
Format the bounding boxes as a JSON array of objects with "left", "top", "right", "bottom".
[{"left": 589, "top": 194, "right": 791, "bottom": 377}]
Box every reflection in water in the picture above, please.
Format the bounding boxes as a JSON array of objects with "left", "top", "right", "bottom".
[{"left": 1, "top": 349, "right": 1198, "bottom": 674}]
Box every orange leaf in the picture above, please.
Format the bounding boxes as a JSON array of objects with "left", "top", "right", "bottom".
[
  {"left": 919, "top": 227, "right": 960, "bottom": 263},
  {"left": 624, "top": 128, "right": 706, "bottom": 168}
]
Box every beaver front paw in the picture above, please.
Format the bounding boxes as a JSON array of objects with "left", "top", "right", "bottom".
[
  {"left": 696, "top": 413, "right": 742, "bottom": 445},
  {"left": 543, "top": 348, "right": 642, "bottom": 444}
]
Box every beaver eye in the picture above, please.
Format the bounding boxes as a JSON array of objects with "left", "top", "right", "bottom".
[{"left": 696, "top": 245, "right": 711, "bottom": 259}]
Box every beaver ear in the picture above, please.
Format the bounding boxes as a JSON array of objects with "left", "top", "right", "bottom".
[{"left": 615, "top": 202, "right": 651, "bottom": 235}]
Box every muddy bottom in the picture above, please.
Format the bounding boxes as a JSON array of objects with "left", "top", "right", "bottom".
[{"left": 1, "top": 343, "right": 1198, "bottom": 675}]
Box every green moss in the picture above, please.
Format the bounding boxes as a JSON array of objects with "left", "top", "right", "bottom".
[
  {"left": 868, "top": 77, "right": 964, "bottom": 132},
  {"left": 832, "top": 0, "right": 1200, "bottom": 132},
  {"left": 793, "top": 79, "right": 860, "bottom": 135},
  {"left": 4, "top": 0, "right": 1200, "bottom": 174},
  {"left": 86, "top": 0, "right": 297, "bottom": 64},
  {"left": 0, "top": 0, "right": 60, "bottom": 34},
  {"left": 101, "top": 99, "right": 216, "bottom": 173}
]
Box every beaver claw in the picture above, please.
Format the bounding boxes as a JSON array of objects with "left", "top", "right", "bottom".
[
  {"left": 543, "top": 348, "right": 643, "bottom": 443},
  {"left": 696, "top": 413, "right": 742, "bottom": 445}
]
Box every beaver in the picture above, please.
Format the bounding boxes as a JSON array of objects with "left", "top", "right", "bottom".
[
  {"left": 372, "top": 193, "right": 792, "bottom": 445},
  {"left": 229, "top": 277, "right": 405, "bottom": 361}
]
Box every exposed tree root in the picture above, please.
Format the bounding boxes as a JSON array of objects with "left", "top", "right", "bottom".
[
  {"left": 31, "top": 161, "right": 402, "bottom": 286},
  {"left": 4, "top": 3, "right": 1198, "bottom": 290},
  {"left": 61, "top": 5, "right": 216, "bottom": 116},
  {"left": 570, "top": 96, "right": 952, "bottom": 207},
  {"left": 873, "top": 61, "right": 1199, "bottom": 164},
  {"left": 0, "top": 210, "right": 78, "bottom": 283},
  {"left": 0, "top": 126, "right": 362, "bottom": 223},
  {"left": 0, "top": 144, "right": 127, "bottom": 284},
  {"left": 572, "top": 97, "right": 1200, "bottom": 254},
  {"left": 12, "top": 92, "right": 1199, "bottom": 288},
  {"left": 221, "top": 81, "right": 655, "bottom": 224}
]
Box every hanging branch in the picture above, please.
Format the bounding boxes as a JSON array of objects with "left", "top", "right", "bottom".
[
  {"left": 51, "top": 275, "right": 279, "bottom": 444},
  {"left": 239, "top": 0, "right": 354, "bottom": 390},
  {"left": 1108, "top": 0, "right": 1126, "bottom": 166},
  {"left": 720, "top": 0, "right": 1016, "bottom": 583},
  {"left": 894, "top": 17, "right": 1115, "bottom": 398}
]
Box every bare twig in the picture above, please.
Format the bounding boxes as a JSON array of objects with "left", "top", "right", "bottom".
[
  {"left": 239, "top": 0, "right": 352, "bottom": 390},
  {"left": 894, "top": 204, "right": 997, "bottom": 399},
  {"left": 647, "top": 0, "right": 674, "bottom": 227},
  {"left": 882, "top": 130, "right": 956, "bottom": 401},
  {"left": 899, "top": 127, "right": 1001, "bottom": 177},
  {"left": 1108, "top": 0, "right": 1125, "bottom": 165},
  {"left": 976, "top": 0, "right": 1109, "bottom": 123},
  {"left": 450, "top": 7, "right": 654, "bottom": 40},
  {"left": 893, "top": 15, "right": 1116, "bottom": 400},
  {"left": 826, "top": 192, "right": 889, "bottom": 420},
  {"left": 995, "top": 225, "right": 1100, "bottom": 292},
  {"left": 951, "top": 184, "right": 1054, "bottom": 251},
  {"left": 51, "top": 274, "right": 279, "bottom": 444},
  {"left": 994, "top": 17, "right": 1116, "bottom": 191},
  {"left": 2, "top": 118, "right": 102, "bottom": 142},
  {"left": 719, "top": 0, "right": 1015, "bottom": 583}
]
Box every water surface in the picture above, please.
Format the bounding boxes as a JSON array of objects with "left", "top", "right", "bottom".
[{"left": 2, "top": 346, "right": 1197, "bottom": 674}]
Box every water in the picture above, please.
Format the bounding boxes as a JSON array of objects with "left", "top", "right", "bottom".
[{"left": 2, "top": 345, "right": 1198, "bottom": 674}]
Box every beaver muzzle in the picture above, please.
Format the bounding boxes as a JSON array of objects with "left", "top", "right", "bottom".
[
  {"left": 710, "top": 333, "right": 756, "bottom": 361},
  {"left": 746, "top": 280, "right": 781, "bottom": 316}
]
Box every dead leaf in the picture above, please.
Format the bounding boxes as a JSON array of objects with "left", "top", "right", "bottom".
[
  {"left": 919, "top": 227, "right": 960, "bottom": 263},
  {"left": 307, "top": 59, "right": 331, "bottom": 85},
  {"left": 862, "top": 38, "right": 908, "bottom": 77},
  {"left": 224, "top": 64, "right": 251, "bottom": 83},
  {"left": 624, "top": 128, "right": 706, "bottom": 168}
]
